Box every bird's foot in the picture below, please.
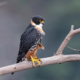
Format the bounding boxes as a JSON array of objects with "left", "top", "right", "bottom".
[
  {"left": 30, "top": 56, "right": 41, "bottom": 67},
  {"left": 35, "top": 57, "right": 42, "bottom": 62}
]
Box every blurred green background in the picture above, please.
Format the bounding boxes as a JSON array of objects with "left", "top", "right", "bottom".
[{"left": 0, "top": 0, "right": 80, "bottom": 80}]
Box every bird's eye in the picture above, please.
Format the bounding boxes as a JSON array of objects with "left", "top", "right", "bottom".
[{"left": 39, "top": 20, "right": 41, "bottom": 22}]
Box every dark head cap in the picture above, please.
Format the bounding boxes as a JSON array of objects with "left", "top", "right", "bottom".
[{"left": 31, "top": 15, "right": 45, "bottom": 25}]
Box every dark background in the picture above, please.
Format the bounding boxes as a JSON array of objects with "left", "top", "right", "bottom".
[{"left": 0, "top": 0, "right": 80, "bottom": 80}]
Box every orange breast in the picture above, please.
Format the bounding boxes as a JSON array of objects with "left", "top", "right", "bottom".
[
  {"left": 25, "top": 48, "right": 37, "bottom": 60},
  {"left": 35, "top": 26, "right": 45, "bottom": 35},
  {"left": 25, "top": 43, "right": 44, "bottom": 60}
]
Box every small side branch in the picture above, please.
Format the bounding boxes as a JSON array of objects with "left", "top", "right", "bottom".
[
  {"left": 55, "top": 25, "right": 80, "bottom": 55},
  {"left": 67, "top": 46, "right": 80, "bottom": 52},
  {"left": 71, "top": 25, "right": 74, "bottom": 30},
  {"left": 0, "top": 1, "right": 7, "bottom": 6}
]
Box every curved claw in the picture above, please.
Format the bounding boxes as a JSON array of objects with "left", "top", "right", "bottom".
[{"left": 30, "top": 56, "right": 41, "bottom": 67}]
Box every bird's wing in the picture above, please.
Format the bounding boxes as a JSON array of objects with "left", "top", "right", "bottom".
[{"left": 18, "top": 27, "right": 42, "bottom": 56}]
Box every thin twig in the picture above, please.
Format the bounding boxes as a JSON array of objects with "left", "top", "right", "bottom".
[
  {"left": 0, "top": 1, "right": 7, "bottom": 6},
  {"left": 71, "top": 25, "right": 74, "bottom": 30},
  {"left": 67, "top": 46, "right": 80, "bottom": 52}
]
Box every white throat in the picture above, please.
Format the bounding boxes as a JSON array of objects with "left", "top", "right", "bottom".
[
  {"left": 31, "top": 20, "right": 45, "bottom": 35},
  {"left": 32, "top": 22, "right": 43, "bottom": 30}
]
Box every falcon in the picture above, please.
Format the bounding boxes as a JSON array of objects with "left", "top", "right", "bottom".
[{"left": 12, "top": 15, "right": 45, "bottom": 74}]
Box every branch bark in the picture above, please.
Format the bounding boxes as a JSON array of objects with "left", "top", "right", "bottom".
[
  {"left": 0, "top": 25, "right": 80, "bottom": 76},
  {"left": 0, "top": 54, "right": 80, "bottom": 76}
]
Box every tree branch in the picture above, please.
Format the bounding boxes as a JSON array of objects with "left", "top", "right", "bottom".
[
  {"left": 0, "top": 25, "right": 80, "bottom": 76},
  {"left": 55, "top": 25, "right": 80, "bottom": 55},
  {"left": 0, "top": 54, "right": 80, "bottom": 76},
  {"left": 0, "top": 1, "right": 7, "bottom": 6}
]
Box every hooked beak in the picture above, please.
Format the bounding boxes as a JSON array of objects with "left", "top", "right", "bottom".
[{"left": 41, "top": 21, "right": 45, "bottom": 25}]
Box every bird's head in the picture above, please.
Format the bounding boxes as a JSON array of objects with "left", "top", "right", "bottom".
[{"left": 30, "top": 15, "right": 45, "bottom": 27}]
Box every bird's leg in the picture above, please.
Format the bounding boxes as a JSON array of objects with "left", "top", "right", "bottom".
[{"left": 30, "top": 56, "right": 41, "bottom": 67}]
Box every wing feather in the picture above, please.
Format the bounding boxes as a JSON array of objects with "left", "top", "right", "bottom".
[{"left": 18, "top": 26, "right": 42, "bottom": 56}]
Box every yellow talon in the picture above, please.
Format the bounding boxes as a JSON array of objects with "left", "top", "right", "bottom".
[{"left": 30, "top": 56, "right": 41, "bottom": 67}]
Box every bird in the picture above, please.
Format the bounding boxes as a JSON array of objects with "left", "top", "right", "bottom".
[{"left": 11, "top": 15, "right": 45, "bottom": 74}]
